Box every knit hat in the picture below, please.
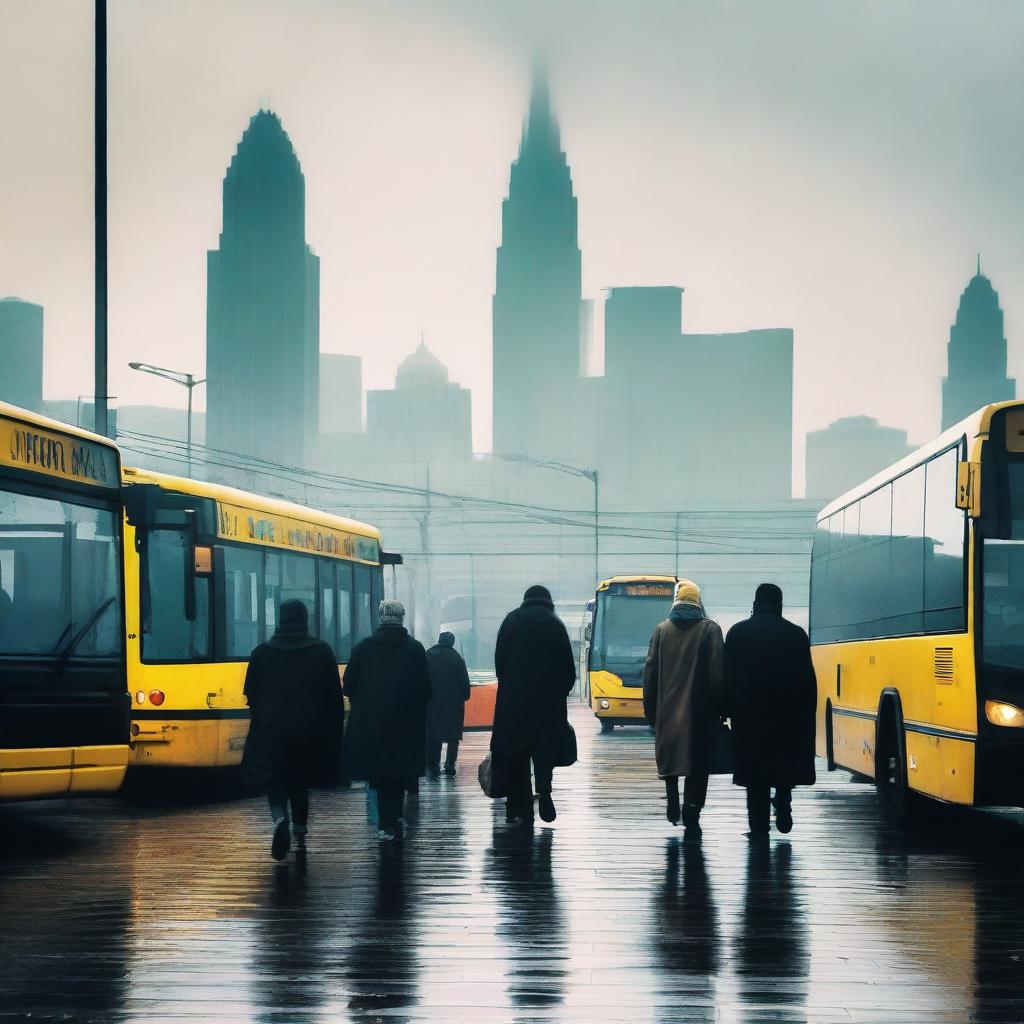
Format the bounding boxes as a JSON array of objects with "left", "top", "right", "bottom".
[
  {"left": 277, "top": 599, "right": 309, "bottom": 636},
  {"left": 523, "top": 584, "right": 554, "bottom": 608},
  {"left": 673, "top": 579, "right": 701, "bottom": 607},
  {"left": 753, "top": 583, "right": 783, "bottom": 613},
  {"left": 438, "top": 631, "right": 456, "bottom": 648},
  {"left": 379, "top": 600, "right": 405, "bottom": 626}
]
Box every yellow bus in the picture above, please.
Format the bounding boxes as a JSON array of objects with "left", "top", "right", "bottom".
[
  {"left": 0, "top": 402, "right": 129, "bottom": 799},
  {"left": 586, "top": 575, "right": 678, "bottom": 732},
  {"left": 122, "top": 467, "right": 394, "bottom": 768},
  {"left": 810, "top": 401, "right": 1024, "bottom": 820}
]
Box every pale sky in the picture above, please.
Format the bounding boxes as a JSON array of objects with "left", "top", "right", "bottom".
[{"left": 2, "top": 0, "right": 1023, "bottom": 495}]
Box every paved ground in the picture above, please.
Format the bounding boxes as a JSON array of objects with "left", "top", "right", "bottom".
[{"left": 2, "top": 703, "right": 1024, "bottom": 1024}]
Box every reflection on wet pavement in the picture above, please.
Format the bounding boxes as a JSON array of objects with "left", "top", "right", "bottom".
[{"left": 1, "top": 705, "right": 1023, "bottom": 1022}]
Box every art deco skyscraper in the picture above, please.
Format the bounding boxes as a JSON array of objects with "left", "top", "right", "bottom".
[
  {"left": 941, "top": 260, "right": 1014, "bottom": 431},
  {"left": 492, "top": 71, "right": 583, "bottom": 458},
  {"left": 206, "top": 110, "right": 319, "bottom": 467}
]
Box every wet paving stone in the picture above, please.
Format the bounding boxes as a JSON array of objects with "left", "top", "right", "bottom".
[{"left": 2, "top": 705, "right": 1024, "bottom": 1023}]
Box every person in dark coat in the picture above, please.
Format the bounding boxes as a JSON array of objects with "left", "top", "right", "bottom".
[
  {"left": 241, "top": 599, "right": 343, "bottom": 862},
  {"left": 343, "top": 600, "right": 431, "bottom": 844},
  {"left": 725, "top": 583, "right": 817, "bottom": 841},
  {"left": 425, "top": 631, "right": 472, "bottom": 777},
  {"left": 643, "top": 579, "right": 725, "bottom": 841},
  {"left": 490, "top": 584, "right": 576, "bottom": 826}
]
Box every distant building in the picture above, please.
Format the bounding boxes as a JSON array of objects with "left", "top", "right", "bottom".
[
  {"left": 805, "top": 416, "right": 914, "bottom": 501},
  {"left": 42, "top": 399, "right": 117, "bottom": 437},
  {"left": 206, "top": 110, "right": 320, "bottom": 467},
  {"left": 367, "top": 342, "right": 472, "bottom": 463},
  {"left": 0, "top": 297, "right": 43, "bottom": 413},
  {"left": 320, "top": 353, "right": 362, "bottom": 435},
  {"left": 941, "top": 260, "right": 1014, "bottom": 431},
  {"left": 492, "top": 69, "right": 583, "bottom": 460}
]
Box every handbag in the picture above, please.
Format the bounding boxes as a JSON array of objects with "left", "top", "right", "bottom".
[
  {"left": 478, "top": 753, "right": 495, "bottom": 798},
  {"left": 550, "top": 721, "right": 578, "bottom": 768}
]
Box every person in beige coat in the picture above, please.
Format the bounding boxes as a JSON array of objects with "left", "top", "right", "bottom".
[{"left": 643, "top": 579, "right": 725, "bottom": 840}]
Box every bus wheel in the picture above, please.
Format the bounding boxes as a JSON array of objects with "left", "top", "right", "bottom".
[
  {"left": 876, "top": 705, "right": 916, "bottom": 826},
  {"left": 600, "top": 720, "right": 614, "bottom": 734},
  {"left": 825, "top": 701, "right": 836, "bottom": 772}
]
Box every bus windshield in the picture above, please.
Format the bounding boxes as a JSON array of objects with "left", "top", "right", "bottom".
[
  {"left": 0, "top": 488, "right": 122, "bottom": 658},
  {"left": 982, "top": 538, "right": 1024, "bottom": 672},
  {"left": 591, "top": 592, "right": 672, "bottom": 677}
]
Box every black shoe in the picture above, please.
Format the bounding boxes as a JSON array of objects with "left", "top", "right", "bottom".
[
  {"left": 666, "top": 789, "right": 681, "bottom": 826},
  {"left": 538, "top": 793, "right": 556, "bottom": 822},
  {"left": 773, "top": 798, "right": 793, "bottom": 834},
  {"left": 683, "top": 821, "right": 703, "bottom": 844},
  {"left": 443, "top": 766, "right": 456, "bottom": 777},
  {"left": 681, "top": 803, "right": 701, "bottom": 830},
  {"left": 746, "top": 829, "right": 770, "bottom": 845},
  {"left": 271, "top": 817, "right": 291, "bottom": 862},
  {"left": 427, "top": 768, "right": 440, "bottom": 779}
]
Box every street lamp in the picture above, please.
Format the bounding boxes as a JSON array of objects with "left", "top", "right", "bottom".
[{"left": 127, "top": 362, "right": 206, "bottom": 477}]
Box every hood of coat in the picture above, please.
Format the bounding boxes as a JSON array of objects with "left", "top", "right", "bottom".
[
  {"left": 370, "top": 623, "right": 410, "bottom": 645},
  {"left": 265, "top": 632, "right": 323, "bottom": 651},
  {"left": 668, "top": 602, "right": 705, "bottom": 628}
]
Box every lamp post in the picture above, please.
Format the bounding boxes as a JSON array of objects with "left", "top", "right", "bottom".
[{"left": 127, "top": 362, "right": 206, "bottom": 476}]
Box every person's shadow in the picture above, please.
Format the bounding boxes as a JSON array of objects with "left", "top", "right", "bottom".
[
  {"left": 734, "top": 841, "right": 809, "bottom": 1020},
  {"left": 485, "top": 826, "right": 567, "bottom": 1011},
  {"left": 649, "top": 837, "right": 719, "bottom": 1022}
]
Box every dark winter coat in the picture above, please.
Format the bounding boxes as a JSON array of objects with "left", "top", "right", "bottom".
[
  {"left": 342, "top": 624, "right": 432, "bottom": 783},
  {"left": 490, "top": 597, "right": 576, "bottom": 761},
  {"left": 425, "top": 643, "right": 472, "bottom": 743},
  {"left": 725, "top": 607, "right": 817, "bottom": 789},
  {"left": 241, "top": 633, "right": 344, "bottom": 791},
  {"left": 643, "top": 605, "right": 725, "bottom": 778}
]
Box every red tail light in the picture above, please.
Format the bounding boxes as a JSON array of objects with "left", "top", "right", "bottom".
[{"left": 149, "top": 690, "right": 165, "bottom": 707}]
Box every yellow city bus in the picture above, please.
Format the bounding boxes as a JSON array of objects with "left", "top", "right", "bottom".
[
  {"left": 122, "top": 466, "right": 394, "bottom": 768},
  {"left": 0, "top": 402, "right": 129, "bottom": 799},
  {"left": 586, "top": 575, "right": 677, "bottom": 732},
  {"left": 810, "top": 401, "right": 1024, "bottom": 820}
]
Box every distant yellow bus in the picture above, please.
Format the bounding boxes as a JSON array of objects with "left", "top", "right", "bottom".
[
  {"left": 810, "top": 401, "right": 1024, "bottom": 819},
  {"left": 585, "top": 575, "right": 677, "bottom": 732},
  {"left": 0, "top": 402, "right": 129, "bottom": 799},
  {"left": 122, "top": 467, "right": 394, "bottom": 768}
]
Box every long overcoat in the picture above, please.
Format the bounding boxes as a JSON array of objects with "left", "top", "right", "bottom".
[
  {"left": 490, "top": 598, "right": 576, "bottom": 761},
  {"left": 241, "top": 634, "right": 344, "bottom": 790},
  {"left": 643, "top": 611, "right": 725, "bottom": 778},
  {"left": 342, "top": 624, "right": 432, "bottom": 783},
  {"left": 425, "top": 643, "right": 472, "bottom": 743},
  {"left": 724, "top": 609, "right": 817, "bottom": 789}
]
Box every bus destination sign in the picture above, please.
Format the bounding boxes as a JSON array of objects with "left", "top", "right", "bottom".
[
  {"left": 1, "top": 415, "right": 118, "bottom": 489},
  {"left": 623, "top": 584, "right": 674, "bottom": 597}
]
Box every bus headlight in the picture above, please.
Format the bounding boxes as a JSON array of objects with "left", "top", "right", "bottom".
[
  {"left": 599, "top": 699, "right": 610, "bottom": 710},
  {"left": 985, "top": 700, "right": 1024, "bottom": 728}
]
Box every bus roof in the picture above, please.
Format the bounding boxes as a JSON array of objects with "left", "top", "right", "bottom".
[
  {"left": 0, "top": 400, "right": 120, "bottom": 451},
  {"left": 121, "top": 465, "right": 381, "bottom": 542},
  {"left": 818, "top": 399, "right": 1024, "bottom": 522},
  {"left": 597, "top": 574, "right": 678, "bottom": 591}
]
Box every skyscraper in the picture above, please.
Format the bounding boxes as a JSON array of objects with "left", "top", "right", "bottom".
[
  {"left": 206, "top": 110, "right": 320, "bottom": 467},
  {"left": 492, "top": 70, "right": 582, "bottom": 458},
  {"left": 0, "top": 297, "right": 43, "bottom": 413},
  {"left": 941, "top": 259, "right": 1014, "bottom": 431}
]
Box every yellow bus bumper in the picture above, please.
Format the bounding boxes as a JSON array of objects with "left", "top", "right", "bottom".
[
  {"left": 0, "top": 745, "right": 129, "bottom": 801},
  {"left": 130, "top": 714, "right": 249, "bottom": 768},
  {"left": 590, "top": 670, "right": 646, "bottom": 722}
]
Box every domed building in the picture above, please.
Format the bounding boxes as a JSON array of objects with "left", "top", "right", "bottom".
[
  {"left": 942, "top": 260, "right": 1015, "bottom": 431},
  {"left": 366, "top": 340, "right": 472, "bottom": 462}
]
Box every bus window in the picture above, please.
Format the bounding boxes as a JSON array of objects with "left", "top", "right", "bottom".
[
  {"left": 318, "top": 560, "right": 337, "bottom": 655},
  {"left": 141, "top": 529, "right": 210, "bottom": 661},
  {"left": 280, "top": 552, "right": 315, "bottom": 625},
  {"left": 336, "top": 562, "right": 354, "bottom": 661},
  {"left": 223, "top": 545, "right": 261, "bottom": 658},
  {"left": 983, "top": 540, "right": 1024, "bottom": 670},
  {"left": 371, "top": 567, "right": 383, "bottom": 629},
  {"left": 890, "top": 463, "right": 926, "bottom": 635},
  {"left": 354, "top": 564, "right": 373, "bottom": 641},
  {"left": 924, "top": 449, "right": 966, "bottom": 632}
]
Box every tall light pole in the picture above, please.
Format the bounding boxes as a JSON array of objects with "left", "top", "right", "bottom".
[
  {"left": 128, "top": 362, "right": 206, "bottom": 476},
  {"left": 94, "top": 0, "right": 109, "bottom": 437}
]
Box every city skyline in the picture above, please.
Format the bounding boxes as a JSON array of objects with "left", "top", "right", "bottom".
[{"left": 2, "top": 1, "right": 1024, "bottom": 495}]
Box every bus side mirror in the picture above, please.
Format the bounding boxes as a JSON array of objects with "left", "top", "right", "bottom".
[{"left": 956, "top": 461, "right": 981, "bottom": 518}]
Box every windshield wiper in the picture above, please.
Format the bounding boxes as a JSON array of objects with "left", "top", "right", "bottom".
[{"left": 55, "top": 597, "right": 116, "bottom": 674}]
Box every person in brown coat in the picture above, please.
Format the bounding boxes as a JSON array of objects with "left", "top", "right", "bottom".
[{"left": 643, "top": 579, "right": 725, "bottom": 840}]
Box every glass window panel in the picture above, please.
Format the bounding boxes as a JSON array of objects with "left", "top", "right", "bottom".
[
  {"left": 223, "top": 545, "right": 261, "bottom": 658},
  {"left": 354, "top": 563, "right": 373, "bottom": 642},
  {"left": 853, "top": 485, "right": 892, "bottom": 639},
  {"left": 890, "top": 465, "right": 926, "bottom": 635},
  {"left": 280, "top": 552, "right": 316, "bottom": 625},
  {"left": 317, "top": 559, "right": 337, "bottom": 656},
  {"left": 264, "top": 552, "right": 281, "bottom": 636},
  {"left": 924, "top": 449, "right": 966, "bottom": 631},
  {"left": 336, "top": 562, "right": 354, "bottom": 661},
  {"left": 371, "top": 567, "right": 383, "bottom": 630},
  {"left": 982, "top": 539, "right": 1024, "bottom": 670},
  {"left": 141, "top": 529, "right": 210, "bottom": 661}
]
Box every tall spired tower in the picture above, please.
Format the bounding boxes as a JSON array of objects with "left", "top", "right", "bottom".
[
  {"left": 206, "top": 110, "right": 320, "bottom": 467},
  {"left": 492, "top": 70, "right": 583, "bottom": 458},
  {"left": 941, "top": 259, "right": 1014, "bottom": 431}
]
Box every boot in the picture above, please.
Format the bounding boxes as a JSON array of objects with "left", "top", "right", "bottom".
[{"left": 681, "top": 803, "right": 703, "bottom": 843}]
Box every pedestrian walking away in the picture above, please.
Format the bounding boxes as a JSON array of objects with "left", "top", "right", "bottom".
[
  {"left": 342, "top": 600, "right": 432, "bottom": 844},
  {"left": 240, "top": 599, "right": 344, "bottom": 862},
  {"left": 643, "top": 579, "right": 725, "bottom": 842},
  {"left": 425, "top": 631, "right": 472, "bottom": 777},
  {"left": 490, "top": 584, "right": 577, "bottom": 826},
  {"left": 725, "top": 583, "right": 817, "bottom": 842}
]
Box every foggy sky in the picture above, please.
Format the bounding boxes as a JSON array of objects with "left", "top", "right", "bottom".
[{"left": 2, "top": 0, "right": 1023, "bottom": 495}]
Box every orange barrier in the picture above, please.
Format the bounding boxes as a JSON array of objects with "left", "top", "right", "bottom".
[{"left": 465, "top": 680, "right": 497, "bottom": 730}]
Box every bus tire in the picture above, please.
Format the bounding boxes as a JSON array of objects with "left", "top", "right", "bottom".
[
  {"left": 825, "top": 700, "right": 836, "bottom": 772},
  {"left": 600, "top": 719, "right": 614, "bottom": 734},
  {"left": 875, "top": 699, "right": 918, "bottom": 827}
]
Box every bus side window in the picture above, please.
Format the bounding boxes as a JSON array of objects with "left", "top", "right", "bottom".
[
  {"left": 223, "top": 545, "right": 261, "bottom": 659},
  {"left": 371, "top": 566, "right": 383, "bottom": 630},
  {"left": 336, "top": 563, "right": 354, "bottom": 661},
  {"left": 354, "top": 564, "right": 373, "bottom": 642},
  {"left": 142, "top": 528, "right": 210, "bottom": 661},
  {"left": 318, "top": 559, "right": 338, "bottom": 657}
]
